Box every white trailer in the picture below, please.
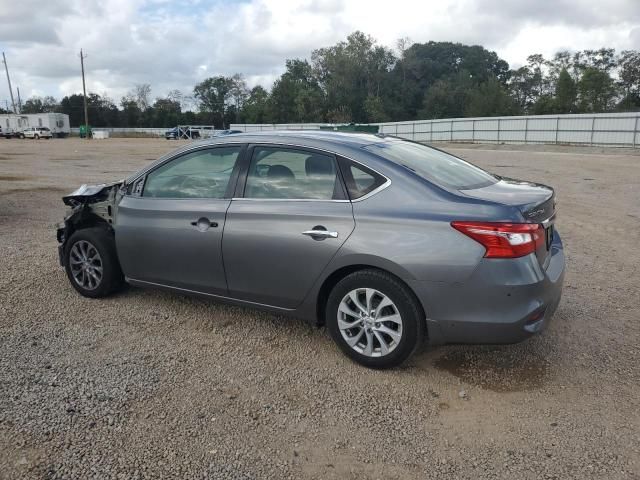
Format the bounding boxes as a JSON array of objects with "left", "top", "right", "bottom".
[
  {"left": 0, "top": 114, "right": 28, "bottom": 137},
  {"left": 0, "top": 113, "right": 71, "bottom": 138}
]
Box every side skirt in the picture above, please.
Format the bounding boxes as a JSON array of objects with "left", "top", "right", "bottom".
[{"left": 126, "top": 277, "right": 299, "bottom": 316}]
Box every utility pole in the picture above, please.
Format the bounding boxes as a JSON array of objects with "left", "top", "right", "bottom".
[
  {"left": 2, "top": 52, "right": 17, "bottom": 114},
  {"left": 79, "top": 49, "right": 89, "bottom": 137},
  {"left": 16, "top": 87, "right": 21, "bottom": 113}
]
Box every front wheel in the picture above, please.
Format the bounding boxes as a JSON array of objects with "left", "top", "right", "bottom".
[
  {"left": 63, "top": 227, "right": 125, "bottom": 298},
  {"left": 326, "top": 269, "right": 425, "bottom": 369}
]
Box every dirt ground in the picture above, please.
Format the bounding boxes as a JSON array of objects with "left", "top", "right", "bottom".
[{"left": 1, "top": 137, "right": 639, "bottom": 479}]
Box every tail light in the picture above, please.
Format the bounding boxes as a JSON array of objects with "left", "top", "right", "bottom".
[{"left": 451, "top": 221, "right": 545, "bottom": 258}]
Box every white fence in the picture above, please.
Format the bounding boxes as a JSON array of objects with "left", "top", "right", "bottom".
[
  {"left": 232, "top": 112, "right": 640, "bottom": 148},
  {"left": 70, "top": 127, "right": 167, "bottom": 137}
]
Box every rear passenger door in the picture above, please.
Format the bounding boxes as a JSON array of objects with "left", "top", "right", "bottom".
[{"left": 222, "top": 145, "right": 355, "bottom": 309}]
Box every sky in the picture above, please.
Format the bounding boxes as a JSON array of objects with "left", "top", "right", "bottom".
[{"left": 1, "top": 0, "right": 639, "bottom": 107}]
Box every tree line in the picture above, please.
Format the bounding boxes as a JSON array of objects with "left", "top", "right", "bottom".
[{"left": 5, "top": 32, "right": 639, "bottom": 128}]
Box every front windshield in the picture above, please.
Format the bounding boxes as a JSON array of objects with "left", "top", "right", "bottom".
[{"left": 363, "top": 140, "right": 497, "bottom": 190}]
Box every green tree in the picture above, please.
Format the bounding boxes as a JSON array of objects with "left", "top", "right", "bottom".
[
  {"left": 193, "top": 76, "right": 235, "bottom": 127},
  {"left": 465, "top": 77, "right": 519, "bottom": 117},
  {"left": 508, "top": 66, "right": 537, "bottom": 112},
  {"left": 229, "top": 74, "right": 249, "bottom": 124},
  {"left": 526, "top": 54, "right": 547, "bottom": 99},
  {"left": 388, "top": 41, "right": 509, "bottom": 120},
  {"left": 312, "top": 31, "right": 394, "bottom": 122},
  {"left": 60, "top": 94, "right": 85, "bottom": 126},
  {"left": 21, "top": 97, "right": 44, "bottom": 113},
  {"left": 555, "top": 68, "right": 577, "bottom": 113},
  {"left": 419, "top": 71, "right": 473, "bottom": 119},
  {"left": 576, "top": 48, "right": 617, "bottom": 74},
  {"left": 363, "top": 95, "right": 387, "bottom": 122},
  {"left": 241, "top": 86, "right": 270, "bottom": 123},
  {"left": 152, "top": 97, "right": 181, "bottom": 127},
  {"left": 270, "top": 59, "right": 324, "bottom": 122},
  {"left": 120, "top": 96, "right": 141, "bottom": 127},
  {"left": 617, "top": 50, "right": 640, "bottom": 110},
  {"left": 577, "top": 67, "right": 616, "bottom": 112},
  {"left": 532, "top": 95, "right": 557, "bottom": 115}
]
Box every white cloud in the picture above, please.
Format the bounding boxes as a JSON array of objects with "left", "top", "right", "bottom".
[{"left": 0, "top": 0, "right": 639, "bottom": 104}]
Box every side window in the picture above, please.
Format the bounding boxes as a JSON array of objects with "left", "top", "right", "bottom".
[
  {"left": 143, "top": 146, "right": 240, "bottom": 199},
  {"left": 338, "top": 158, "right": 387, "bottom": 200},
  {"left": 244, "top": 147, "right": 340, "bottom": 200}
]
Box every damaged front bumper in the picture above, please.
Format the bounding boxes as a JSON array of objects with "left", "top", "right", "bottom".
[{"left": 56, "top": 181, "right": 123, "bottom": 265}]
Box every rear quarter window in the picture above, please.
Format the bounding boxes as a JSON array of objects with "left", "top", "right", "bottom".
[{"left": 338, "top": 158, "right": 387, "bottom": 200}]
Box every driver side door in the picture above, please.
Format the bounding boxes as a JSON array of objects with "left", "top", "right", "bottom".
[{"left": 116, "top": 144, "right": 245, "bottom": 295}]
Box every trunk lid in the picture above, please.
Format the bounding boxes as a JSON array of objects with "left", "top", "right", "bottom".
[
  {"left": 460, "top": 177, "right": 555, "bottom": 222},
  {"left": 460, "top": 177, "right": 556, "bottom": 264}
]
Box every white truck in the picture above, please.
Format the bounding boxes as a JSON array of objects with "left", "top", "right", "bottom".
[{"left": 0, "top": 113, "right": 71, "bottom": 138}]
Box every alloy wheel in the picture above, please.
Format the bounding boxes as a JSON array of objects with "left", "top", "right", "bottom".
[
  {"left": 69, "top": 240, "right": 103, "bottom": 290},
  {"left": 337, "top": 288, "right": 403, "bottom": 357}
]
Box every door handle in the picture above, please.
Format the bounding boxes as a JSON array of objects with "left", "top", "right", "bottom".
[
  {"left": 191, "top": 217, "right": 218, "bottom": 231},
  {"left": 302, "top": 229, "right": 338, "bottom": 239}
]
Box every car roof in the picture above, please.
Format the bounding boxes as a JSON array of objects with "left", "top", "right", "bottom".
[{"left": 185, "top": 130, "right": 391, "bottom": 154}]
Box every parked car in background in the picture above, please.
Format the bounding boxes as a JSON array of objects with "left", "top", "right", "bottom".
[
  {"left": 56, "top": 131, "right": 564, "bottom": 369},
  {"left": 0, "top": 125, "right": 18, "bottom": 138},
  {"left": 21, "top": 127, "right": 53, "bottom": 139},
  {"left": 213, "top": 129, "right": 243, "bottom": 136},
  {"left": 165, "top": 127, "right": 201, "bottom": 140}
]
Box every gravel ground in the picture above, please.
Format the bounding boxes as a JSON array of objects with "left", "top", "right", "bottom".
[{"left": 0, "top": 138, "right": 639, "bottom": 479}]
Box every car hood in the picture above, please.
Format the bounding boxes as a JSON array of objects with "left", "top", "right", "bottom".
[{"left": 62, "top": 181, "right": 122, "bottom": 206}]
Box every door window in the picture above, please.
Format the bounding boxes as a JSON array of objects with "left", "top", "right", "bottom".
[
  {"left": 244, "top": 147, "right": 340, "bottom": 200},
  {"left": 143, "top": 146, "right": 241, "bottom": 199}
]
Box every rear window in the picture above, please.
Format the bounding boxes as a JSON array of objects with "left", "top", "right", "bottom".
[{"left": 362, "top": 140, "right": 497, "bottom": 190}]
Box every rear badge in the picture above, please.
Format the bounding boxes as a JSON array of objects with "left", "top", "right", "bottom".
[{"left": 527, "top": 208, "right": 546, "bottom": 218}]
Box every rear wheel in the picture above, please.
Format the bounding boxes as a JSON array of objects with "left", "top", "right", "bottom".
[
  {"left": 326, "top": 269, "right": 425, "bottom": 369},
  {"left": 34, "top": 134, "right": 39, "bottom": 140},
  {"left": 63, "top": 227, "right": 125, "bottom": 298}
]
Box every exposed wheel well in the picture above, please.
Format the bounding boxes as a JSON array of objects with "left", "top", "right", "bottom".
[
  {"left": 61, "top": 211, "right": 112, "bottom": 245},
  {"left": 315, "top": 265, "right": 426, "bottom": 329}
]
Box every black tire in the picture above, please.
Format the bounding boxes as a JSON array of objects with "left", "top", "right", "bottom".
[
  {"left": 63, "top": 227, "right": 125, "bottom": 298},
  {"left": 35, "top": 134, "right": 39, "bottom": 140},
  {"left": 326, "top": 269, "right": 425, "bottom": 369},
  {"left": 19, "top": 134, "right": 25, "bottom": 139}
]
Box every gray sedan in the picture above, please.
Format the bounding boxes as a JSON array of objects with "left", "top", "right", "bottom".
[{"left": 56, "top": 131, "right": 565, "bottom": 368}]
